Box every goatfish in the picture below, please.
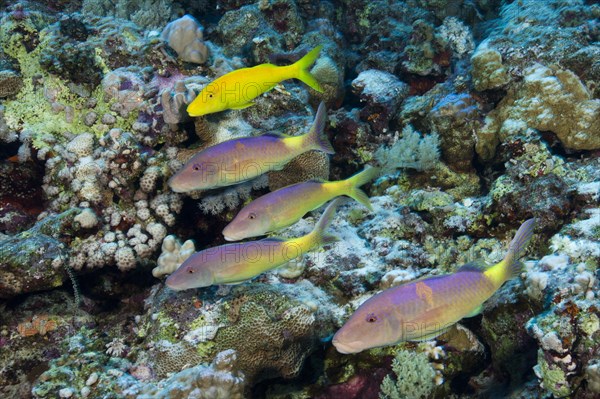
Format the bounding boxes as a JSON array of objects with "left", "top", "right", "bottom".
[
  {"left": 168, "top": 102, "right": 334, "bottom": 192},
  {"left": 332, "top": 219, "right": 536, "bottom": 354},
  {"left": 222, "top": 165, "right": 379, "bottom": 241},
  {"left": 165, "top": 198, "right": 342, "bottom": 290},
  {"left": 187, "top": 46, "right": 324, "bottom": 116}
]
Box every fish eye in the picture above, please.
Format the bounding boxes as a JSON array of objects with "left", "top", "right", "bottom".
[
  {"left": 248, "top": 213, "right": 256, "bottom": 220},
  {"left": 192, "top": 164, "right": 200, "bottom": 171},
  {"left": 208, "top": 93, "right": 213, "bottom": 98},
  {"left": 188, "top": 268, "right": 194, "bottom": 274},
  {"left": 366, "top": 313, "right": 378, "bottom": 323}
]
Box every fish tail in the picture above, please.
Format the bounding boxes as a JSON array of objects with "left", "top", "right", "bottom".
[
  {"left": 310, "top": 198, "right": 342, "bottom": 246},
  {"left": 498, "top": 218, "right": 536, "bottom": 282},
  {"left": 303, "top": 101, "right": 335, "bottom": 154},
  {"left": 342, "top": 165, "right": 380, "bottom": 211},
  {"left": 293, "top": 46, "right": 324, "bottom": 92}
]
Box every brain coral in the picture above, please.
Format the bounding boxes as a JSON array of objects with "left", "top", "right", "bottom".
[
  {"left": 267, "top": 150, "right": 330, "bottom": 191},
  {"left": 0, "top": 70, "right": 23, "bottom": 98},
  {"left": 214, "top": 286, "right": 318, "bottom": 384}
]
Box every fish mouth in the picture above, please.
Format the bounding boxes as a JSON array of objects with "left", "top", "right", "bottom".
[
  {"left": 167, "top": 176, "right": 185, "bottom": 193},
  {"left": 165, "top": 280, "right": 180, "bottom": 291},
  {"left": 331, "top": 338, "right": 363, "bottom": 354},
  {"left": 222, "top": 227, "right": 242, "bottom": 242}
]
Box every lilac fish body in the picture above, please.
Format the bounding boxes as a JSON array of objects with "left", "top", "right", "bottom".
[
  {"left": 165, "top": 199, "right": 342, "bottom": 290},
  {"left": 222, "top": 165, "right": 379, "bottom": 241},
  {"left": 168, "top": 102, "right": 333, "bottom": 192},
  {"left": 332, "top": 219, "right": 536, "bottom": 354}
]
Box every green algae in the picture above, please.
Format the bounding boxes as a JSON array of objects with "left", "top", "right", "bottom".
[{"left": 0, "top": 18, "right": 138, "bottom": 146}]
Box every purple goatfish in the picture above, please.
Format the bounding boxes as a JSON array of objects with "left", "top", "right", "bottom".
[
  {"left": 168, "top": 102, "right": 334, "bottom": 192},
  {"left": 222, "top": 165, "right": 379, "bottom": 241},
  {"left": 332, "top": 219, "right": 536, "bottom": 354},
  {"left": 165, "top": 199, "right": 342, "bottom": 290}
]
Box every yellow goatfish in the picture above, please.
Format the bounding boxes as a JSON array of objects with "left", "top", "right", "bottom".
[
  {"left": 168, "top": 102, "right": 334, "bottom": 192},
  {"left": 222, "top": 165, "right": 379, "bottom": 241},
  {"left": 165, "top": 199, "right": 342, "bottom": 290},
  {"left": 187, "top": 46, "right": 324, "bottom": 116},
  {"left": 332, "top": 219, "right": 536, "bottom": 354}
]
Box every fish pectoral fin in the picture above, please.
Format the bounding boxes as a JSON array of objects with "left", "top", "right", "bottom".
[
  {"left": 221, "top": 280, "right": 246, "bottom": 286},
  {"left": 410, "top": 326, "right": 451, "bottom": 342},
  {"left": 230, "top": 101, "right": 255, "bottom": 110},
  {"left": 465, "top": 305, "right": 483, "bottom": 318},
  {"left": 402, "top": 307, "right": 450, "bottom": 341},
  {"left": 259, "top": 237, "right": 286, "bottom": 243},
  {"left": 263, "top": 132, "right": 289, "bottom": 138}
]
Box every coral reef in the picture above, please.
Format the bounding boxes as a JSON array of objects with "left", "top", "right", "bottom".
[
  {"left": 133, "top": 349, "right": 245, "bottom": 398},
  {"left": 0, "top": 0, "right": 598, "bottom": 398}
]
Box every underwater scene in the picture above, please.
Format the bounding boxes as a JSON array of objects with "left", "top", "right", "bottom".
[{"left": 0, "top": 0, "right": 599, "bottom": 398}]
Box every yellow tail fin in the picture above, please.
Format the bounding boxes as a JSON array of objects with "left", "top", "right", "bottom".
[
  {"left": 487, "top": 218, "right": 536, "bottom": 285},
  {"left": 293, "top": 46, "right": 324, "bottom": 92},
  {"left": 341, "top": 165, "right": 380, "bottom": 211}
]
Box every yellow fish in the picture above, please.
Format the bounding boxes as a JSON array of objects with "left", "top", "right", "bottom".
[
  {"left": 187, "top": 46, "right": 324, "bottom": 116},
  {"left": 332, "top": 219, "right": 536, "bottom": 354}
]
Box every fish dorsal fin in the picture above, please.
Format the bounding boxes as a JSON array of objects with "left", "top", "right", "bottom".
[
  {"left": 260, "top": 237, "right": 286, "bottom": 243},
  {"left": 409, "top": 326, "right": 451, "bottom": 342},
  {"left": 306, "top": 178, "right": 326, "bottom": 183},
  {"left": 257, "top": 63, "right": 278, "bottom": 68},
  {"left": 262, "top": 132, "right": 289, "bottom": 139},
  {"left": 404, "top": 273, "right": 447, "bottom": 285},
  {"left": 457, "top": 260, "right": 488, "bottom": 272}
]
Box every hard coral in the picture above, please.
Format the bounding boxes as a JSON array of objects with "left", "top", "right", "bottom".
[
  {"left": 267, "top": 150, "right": 330, "bottom": 191},
  {"left": 0, "top": 210, "right": 74, "bottom": 298},
  {"left": 213, "top": 284, "right": 327, "bottom": 384},
  {"left": 479, "top": 64, "right": 600, "bottom": 154},
  {"left": 0, "top": 70, "right": 23, "bottom": 98},
  {"left": 351, "top": 69, "right": 408, "bottom": 133},
  {"left": 136, "top": 349, "right": 245, "bottom": 399},
  {"left": 161, "top": 15, "right": 208, "bottom": 65},
  {"left": 152, "top": 235, "right": 195, "bottom": 278},
  {"left": 428, "top": 92, "right": 482, "bottom": 172}
]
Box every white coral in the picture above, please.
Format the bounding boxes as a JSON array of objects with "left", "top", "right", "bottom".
[
  {"left": 105, "top": 337, "right": 127, "bottom": 357},
  {"left": 437, "top": 16, "right": 474, "bottom": 56},
  {"left": 74, "top": 208, "right": 98, "bottom": 229},
  {"left": 375, "top": 125, "right": 440, "bottom": 174},
  {"left": 161, "top": 15, "right": 208, "bottom": 64},
  {"left": 153, "top": 235, "right": 196, "bottom": 277}
]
